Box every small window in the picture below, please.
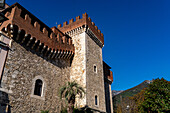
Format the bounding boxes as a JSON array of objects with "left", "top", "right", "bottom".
[
  {"left": 95, "top": 95, "right": 98, "bottom": 105},
  {"left": 94, "top": 65, "right": 97, "bottom": 73},
  {"left": 34, "top": 79, "right": 43, "bottom": 96}
]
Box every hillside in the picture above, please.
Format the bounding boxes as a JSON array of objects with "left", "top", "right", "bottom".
[
  {"left": 112, "top": 80, "right": 152, "bottom": 112},
  {"left": 112, "top": 90, "right": 124, "bottom": 96}
]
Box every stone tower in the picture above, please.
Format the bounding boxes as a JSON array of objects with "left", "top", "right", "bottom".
[{"left": 57, "top": 13, "right": 106, "bottom": 112}]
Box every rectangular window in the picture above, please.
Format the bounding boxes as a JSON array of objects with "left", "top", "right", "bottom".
[
  {"left": 95, "top": 95, "right": 98, "bottom": 105},
  {"left": 94, "top": 65, "right": 97, "bottom": 73}
]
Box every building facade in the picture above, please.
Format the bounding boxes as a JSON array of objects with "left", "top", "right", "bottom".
[{"left": 0, "top": 3, "right": 113, "bottom": 113}]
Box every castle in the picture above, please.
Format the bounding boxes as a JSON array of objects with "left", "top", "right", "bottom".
[{"left": 0, "top": 3, "right": 113, "bottom": 113}]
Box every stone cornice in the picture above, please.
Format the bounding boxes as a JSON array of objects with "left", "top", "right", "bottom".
[
  {"left": 86, "top": 27, "right": 104, "bottom": 48},
  {"left": 65, "top": 25, "right": 104, "bottom": 48}
]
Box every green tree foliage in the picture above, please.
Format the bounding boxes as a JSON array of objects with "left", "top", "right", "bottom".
[
  {"left": 113, "top": 80, "right": 150, "bottom": 113},
  {"left": 60, "top": 107, "right": 93, "bottom": 113},
  {"left": 59, "top": 81, "right": 85, "bottom": 113},
  {"left": 138, "top": 78, "right": 170, "bottom": 113},
  {"left": 41, "top": 110, "right": 49, "bottom": 113},
  {"left": 129, "top": 89, "right": 145, "bottom": 113}
]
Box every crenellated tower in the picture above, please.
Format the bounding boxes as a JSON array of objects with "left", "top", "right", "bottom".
[
  {"left": 56, "top": 13, "right": 106, "bottom": 112},
  {"left": 0, "top": 2, "right": 113, "bottom": 113}
]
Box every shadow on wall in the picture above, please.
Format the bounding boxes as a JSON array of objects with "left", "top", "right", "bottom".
[{"left": 0, "top": 90, "right": 11, "bottom": 113}]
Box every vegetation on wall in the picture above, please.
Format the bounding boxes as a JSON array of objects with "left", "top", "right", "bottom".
[
  {"left": 60, "top": 107, "right": 93, "bottom": 113},
  {"left": 41, "top": 110, "right": 49, "bottom": 113}
]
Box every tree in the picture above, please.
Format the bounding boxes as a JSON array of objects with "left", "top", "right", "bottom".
[
  {"left": 41, "top": 110, "right": 49, "bottom": 113},
  {"left": 129, "top": 89, "right": 145, "bottom": 113},
  {"left": 138, "top": 78, "right": 170, "bottom": 113},
  {"left": 59, "top": 81, "right": 85, "bottom": 113}
]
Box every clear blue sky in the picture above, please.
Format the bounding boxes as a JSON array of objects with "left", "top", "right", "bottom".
[{"left": 7, "top": 0, "right": 170, "bottom": 91}]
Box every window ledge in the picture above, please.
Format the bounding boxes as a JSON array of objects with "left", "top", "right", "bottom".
[
  {"left": 30, "top": 94, "right": 45, "bottom": 100},
  {"left": 95, "top": 105, "right": 99, "bottom": 108}
]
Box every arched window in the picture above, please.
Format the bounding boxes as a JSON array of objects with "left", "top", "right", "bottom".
[
  {"left": 34, "top": 79, "right": 43, "bottom": 96},
  {"left": 95, "top": 95, "right": 98, "bottom": 105},
  {"left": 31, "top": 76, "right": 45, "bottom": 100}
]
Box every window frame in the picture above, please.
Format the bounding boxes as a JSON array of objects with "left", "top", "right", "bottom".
[
  {"left": 94, "top": 95, "right": 99, "bottom": 107},
  {"left": 93, "top": 64, "right": 97, "bottom": 73},
  {"left": 95, "top": 95, "right": 98, "bottom": 105},
  {"left": 30, "top": 76, "right": 45, "bottom": 100},
  {"left": 34, "top": 79, "right": 43, "bottom": 96}
]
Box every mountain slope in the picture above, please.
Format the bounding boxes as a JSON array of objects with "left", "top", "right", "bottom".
[{"left": 112, "top": 80, "right": 152, "bottom": 112}]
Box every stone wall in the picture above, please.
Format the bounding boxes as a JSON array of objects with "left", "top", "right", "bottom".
[
  {"left": 70, "top": 30, "right": 87, "bottom": 108},
  {"left": 104, "top": 82, "right": 112, "bottom": 113},
  {"left": 85, "top": 33, "right": 106, "bottom": 112},
  {"left": 69, "top": 27, "right": 106, "bottom": 112},
  {"left": 103, "top": 62, "right": 113, "bottom": 113},
  {"left": 0, "top": 41, "right": 71, "bottom": 113}
]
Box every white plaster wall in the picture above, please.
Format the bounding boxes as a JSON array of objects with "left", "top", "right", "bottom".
[
  {"left": 0, "top": 34, "right": 11, "bottom": 83},
  {"left": 0, "top": 47, "right": 8, "bottom": 80}
]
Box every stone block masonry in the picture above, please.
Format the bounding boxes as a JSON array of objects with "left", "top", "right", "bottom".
[
  {"left": 0, "top": 41, "right": 71, "bottom": 113},
  {"left": 70, "top": 31, "right": 87, "bottom": 108},
  {"left": 85, "top": 33, "right": 106, "bottom": 112},
  {"left": 68, "top": 24, "right": 106, "bottom": 112}
]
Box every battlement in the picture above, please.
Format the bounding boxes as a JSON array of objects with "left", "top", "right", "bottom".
[
  {"left": 0, "top": 3, "right": 74, "bottom": 59},
  {"left": 108, "top": 71, "right": 113, "bottom": 82},
  {"left": 57, "top": 13, "right": 104, "bottom": 45},
  {"left": 103, "top": 61, "right": 113, "bottom": 84}
]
